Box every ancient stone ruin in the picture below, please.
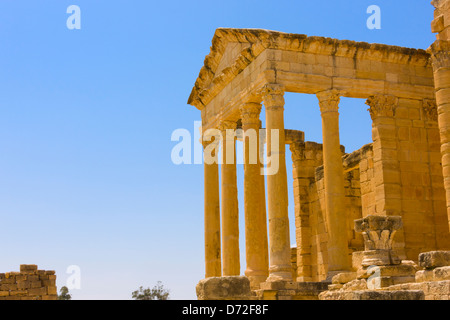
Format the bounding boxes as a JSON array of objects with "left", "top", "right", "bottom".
[
  {"left": 0, "top": 265, "right": 57, "bottom": 300},
  {"left": 188, "top": 0, "right": 450, "bottom": 300}
]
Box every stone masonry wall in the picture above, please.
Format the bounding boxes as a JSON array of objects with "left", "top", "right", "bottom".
[
  {"left": 0, "top": 265, "right": 57, "bottom": 300},
  {"left": 310, "top": 148, "right": 365, "bottom": 281}
]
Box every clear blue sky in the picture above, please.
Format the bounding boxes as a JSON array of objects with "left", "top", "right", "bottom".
[{"left": 0, "top": 1, "right": 436, "bottom": 299}]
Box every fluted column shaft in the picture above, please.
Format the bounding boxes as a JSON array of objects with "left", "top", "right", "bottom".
[
  {"left": 317, "top": 90, "right": 351, "bottom": 276},
  {"left": 240, "top": 102, "right": 269, "bottom": 289},
  {"left": 263, "top": 84, "right": 292, "bottom": 282},
  {"left": 219, "top": 120, "right": 240, "bottom": 276},
  {"left": 429, "top": 40, "right": 450, "bottom": 232}
]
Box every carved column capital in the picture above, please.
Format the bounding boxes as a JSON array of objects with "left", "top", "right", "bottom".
[
  {"left": 289, "top": 141, "right": 305, "bottom": 163},
  {"left": 240, "top": 102, "right": 262, "bottom": 126},
  {"left": 428, "top": 40, "right": 450, "bottom": 70},
  {"left": 355, "top": 215, "right": 403, "bottom": 266},
  {"left": 423, "top": 99, "right": 438, "bottom": 121},
  {"left": 260, "top": 84, "right": 285, "bottom": 111},
  {"left": 218, "top": 120, "right": 237, "bottom": 132},
  {"left": 355, "top": 215, "right": 403, "bottom": 251},
  {"left": 317, "top": 90, "right": 341, "bottom": 114},
  {"left": 365, "top": 94, "right": 398, "bottom": 120}
]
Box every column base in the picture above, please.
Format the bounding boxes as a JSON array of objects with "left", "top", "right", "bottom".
[
  {"left": 245, "top": 269, "right": 268, "bottom": 290},
  {"left": 196, "top": 276, "right": 253, "bottom": 300},
  {"left": 256, "top": 281, "right": 329, "bottom": 300},
  {"left": 267, "top": 265, "right": 293, "bottom": 282}
]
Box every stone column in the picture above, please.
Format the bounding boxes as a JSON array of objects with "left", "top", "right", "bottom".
[
  {"left": 365, "top": 94, "right": 406, "bottom": 259},
  {"left": 262, "top": 84, "right": 293, "bottom": 282},
  {"left": 240, "top": 102, "right": 269, "bottom": 289},
  {"left": 317, "top": 90, "right": 351, "bottom": 277},
  {"left": 290, "top": 141, "right": 313, "bottom": 282},
  {"left": 203, "top": 137, "right": 221, "bottom": 278},
  {"left": 219, "top": 120, "right": 240, "bottom": 276},
  {"left": 429, "top": 40, "right": 450, "bottom": 232}
]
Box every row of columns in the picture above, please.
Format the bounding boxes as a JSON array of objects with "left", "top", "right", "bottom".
[{"left": 203, "top": 85, "right": 352, "bottom": 288}]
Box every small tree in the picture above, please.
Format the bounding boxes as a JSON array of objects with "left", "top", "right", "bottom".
[
  {"left": 132, "top": 281, "right": 170, "bottom": 300},
  {"left": 58, "top": 286, "right": 72, "bottom": 300}
]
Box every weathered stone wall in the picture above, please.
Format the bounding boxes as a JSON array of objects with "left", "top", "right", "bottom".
[
  {"left": 396, "top": 98, "right": 449, "bottom": 258},
  {"left": 293, "top": 129, "right": 449, "bottom": 282},
  {"left": 291, "top": 141, "right": 324, "bottom": 281},
  {"left": 368, "top": 96, "right": 450, "bottom": 260},
  {"left": 309, "top": 147, "right": 365, "bottom": 281},
  {"left": 0, "top": 265, "right": 57, "bottom": 300},
  {"left": 358, "top": 145, "right": 376, "bottom": 217}
]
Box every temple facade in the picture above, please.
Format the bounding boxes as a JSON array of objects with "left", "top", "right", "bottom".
[{"left": 189, "top": 0, "right": 450, "bottom": 300}]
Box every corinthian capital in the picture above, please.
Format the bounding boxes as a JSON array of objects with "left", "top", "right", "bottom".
[
  {"left": 289, "top": 141, "right": 305, "bottom": 162},
  {"left": 260, "top": 84, "right": 285, "bottom": 110},
  {"left": 365, "top": 94, "right": 398, "bottom": 120},
  {"left": 217, "top": 120, "right": 237, "bottom": 132},
  {"left": 428, "top": 40, "right": 450, "bottom": 70},
  {"left": 239, "top": 102, "right": 262, "bottom": 126},
  {"left": 317, "top": 89, "right": 341, "bottom": 114}
]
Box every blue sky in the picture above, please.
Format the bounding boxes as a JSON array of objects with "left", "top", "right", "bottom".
[{"left": 0, "top": 1, "right": 436, "bottom": 299}]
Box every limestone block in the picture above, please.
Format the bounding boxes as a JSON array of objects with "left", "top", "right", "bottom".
[
  {"left": 196, "top": 276, "right": 252, "bottom": 300},
  {"left": 20, "top": 265, "right": 37, "bottom": 273},
  {"left": 332, "top": 272, "right": 357, "bottom": 284},
  {"left": 419, "top": 251, "right": 450, "bottom": 268},
  {"left": 0, "top": 278, "right": 15, "bottom": 285},
  {"left": 16, "top": 281, "right": 31, "bottom": 290},
  {"left": 428, "top": 280, "right": 450, "bottom": 296},
  {"left": 295, "top": 282, "right": 330, "bottom": 296},
  {"left": 416, "top": 270, "right": 435, "bottom": 283},
  {"left": 376, "top": 264, "right": 418, "bottom": 277},
  {"left": 390, "top": 290, "right": 425, "bottom": 300},
  {"left": 9, "top": 290, "right": 27, "bottom": 297},
  {"left": 47, "top": 286, "right": 57, "bottom": 295},
  {"left": 390, "top": 276, "right": 416, "bottom": 285},
  {"left": 434, "top": 266, "right": 450, "bottom": 281},
  {"left": 341, "top": 279, "right": 368, "bottom": 291},
  {"left": 319, "top": 290, "right": 424, "bottom": 300},
  {"left": 28, "top": 287, "right": 47, "bottom": 296},
  {"left": 0, "top": 283, "right": 17, "bottom": 291},
  {"left": 352, "top": 251, "right": 364, "bottom": 270},
  {"left": 328, "top": 284, "right": 344, "bottom": 291},
  {"left": 15, "top": 275, "right": 27, "bottom": 282},
  {"left": 360, "top": 249, "right": 401, "bottom": 266},
  {"left": 27, "top": 275, "right": 39, "bottom": 282},
  {"left": 260, "top": 280, "right": 297, "bottom": 291}
]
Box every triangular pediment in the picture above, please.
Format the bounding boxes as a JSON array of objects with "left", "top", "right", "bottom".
[{"left": 215, "top": 42, "right": 251, "bottom": 78}]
